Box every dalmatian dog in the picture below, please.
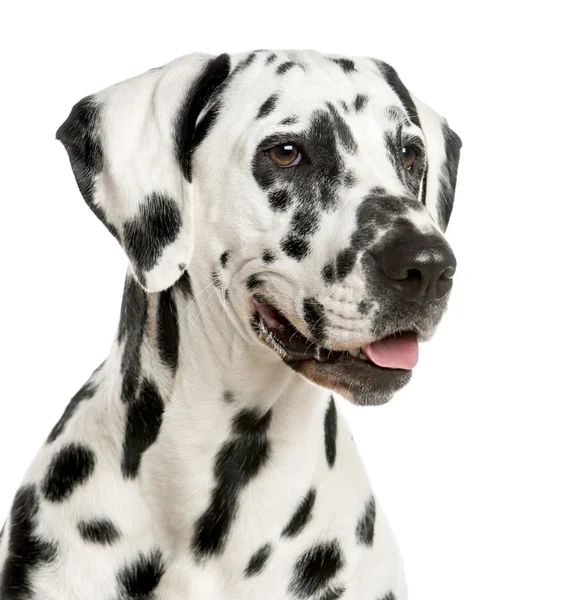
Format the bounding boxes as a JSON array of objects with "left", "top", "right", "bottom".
[{"left": 0, "top": 50, "right": 461, "bottom": 599}]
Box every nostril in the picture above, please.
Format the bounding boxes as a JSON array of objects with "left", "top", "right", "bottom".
[{"left": 406, "top": 268, "right": 423, "bottom": 281}]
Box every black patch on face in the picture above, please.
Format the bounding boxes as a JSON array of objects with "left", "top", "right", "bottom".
[
  {"left": 174, "top": 53, "right": 231, "bottom": 182},
  {"left": 157, "top": 288, "right": 179, "bottom": 373},
  {"left": 280, "top": 115, "right": 299, "bottom": 126},
  {"left": 244, "top": 543, "right": 272, "bottom": 577},
  {"left": 123, "top": 193, "right": 182, "bottom": 276},
  {"left": 41, "top": 443, "right": 96, "bottom": 503},
  {"left": 268, "top": 188, "right": 292, "bottom": 212},
  {"left": 246, "top": 274, "right": 263, "bottom": 291},
  {"left": 302, "top": 298, "right": 326, "bottom": 343},
  {"left": 354, "top": 94, "right": 368, "bottom": 112},
  {"left": 0, "top": 485, "right": 58, "bottom": 598},
  {"left": 336, "top": 248, "right": 357, "bottom": 280},
  {"left": 282, "top": 488, "right": 316, "bottom": 538},
  {"left": 47, "top": 380, "right": 95, "bottom": 443},
  {"left": 357, "top": 299, "right": 373, "bottom": 315},
  {"left": 356, "top": 495, "right": 376, "bottom": 546},
  {"left": 281, "top": 235, "right": 310, "bottom": 261},
  {"left": 232, "top": 52, "right": 256, "bottom": 75},
  {"left": 78, "top": 518, "right": 121, "bottom": 545},
  {"left": 192, "top": 408, "right": 272, "bottom": 558},
  {"left": 375, "top": 60, "right": 421, "bottom": 128},
  {"left": 329, "top": 57, "right": 356, "bottom": 73},
  {"left": 288, "top": 540, "right": 345, "bottom": 598},
  {"left": 437, "top": 122, "right": 462, "bottom": 230},
  {"left": 326, "top": 102, "right": 357, "bottom": 154},
  {"left": 324, "top": 396, "right": 338, "bottom": 468},
  {"left": 56, "top": 97, "right": 119, "bottom": 242},
  {"left": 276, "top": 61, "right": 297, "bottom": 75},
  {"left": 118, "top": 275, "right": 148, "bottom": 405},
  {"left": 220, "top": 250, "right": 230, "bottom": 268},
  {"left": 291, "top": 206, "right": 320, "bottom": 237},
  {"left": 121, "top": 378, "right": 165, "bottom": 479},
  {"left": 257, "top": 94, "right": 279, "bottom": 119},
  {"left": 265, "top": 53, "right": 278, "bottom": 65},
  {"left": 322, "top": 262, "right": 335, "bottom": 284},
  {"left": 116, "top": 548, "right": 165, "bottom": 599},
  {"left": 262, "top": 249, "right": 275, "bottom": 264}
]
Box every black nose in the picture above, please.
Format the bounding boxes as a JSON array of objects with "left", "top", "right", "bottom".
[{"left": 373, "top": 230, "right": 457, "bottom": 304}]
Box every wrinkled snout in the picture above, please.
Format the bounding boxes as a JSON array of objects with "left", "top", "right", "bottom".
[{"left": 372, "top": 229, "right": 457, "bottom": 305}]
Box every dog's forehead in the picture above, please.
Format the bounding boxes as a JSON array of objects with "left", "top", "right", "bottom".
[{"left": 224, "top": 50, "right": 412, "bottom": 123}]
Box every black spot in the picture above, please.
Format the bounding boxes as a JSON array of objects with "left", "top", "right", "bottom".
[
  {"left": 78, "top": 518, "right": 121, "bottom": 545},
  {"left": 354, "top": 94, "right": 368, "bottom": 112},
  {"left": 378, "top": 592, "right": 397, "bottom": 600},
  {"left": 324, "top": 397, "right": 338, "bottom": 468},
  {"left": 289, "top": 540, "right": 345, "bottom": 598},
  {"left": 175, "top": 269, "right": 194, "bottom": 299},
  {"left": 262, "top": 249, "right": 275, "bottom": 264},
  {"left": 116, "top": 548, "right": 165, "bottom": 599},
  {"left": 220, "top": 250, "right": 230, "bottom": 268},
  {"left": 276, "top": 61, "right": 297, "bottom": 75},
  {"left": 42, "top": 443, "right": 96, "bottom": 503},
  {"left": 268, "top": 188, "right": 292, "bottom": 211},
  {"left": 232, "top": 52, "right": 256, "bottom": 75},
  {"left": 56, "top": 97, "right": 120, "bottom": 241},
  {"left": 322, "top": 262, "right": 336, "bottom": 284},
  {"left": 356, "top": 496, "right": 376, "bottom": 546},
  {"left": 244, "top": 543, "right": 272, "bottom": 577},
  {"left": 246, "top": 274, "right": 263, "bottom": 291},
  {"left": 335, "top": 248, "right": 357, "bottom": 280},
  {"left": 302, "top": 298, "right": 326, "bottom": 343},
  {"left": 192, "top": 408, "right": 272, "bottom": 558},
  {"left": 330, "top": 57, "right": 356, "bottom": 73},
  {"left": 282, "top": 488, "right": 316, "bottom": 538},
  {"left": 174, "top": 54, "right": 231, "bottom": 181},
  {"left": 123, "top": 193, "right": 182, "bottom": 274},
  {"left": 340, "top": 100, "right": 349, "bottom": 113},
  {"left": 280, "top": 115, "right": 299, "bottom": 126},
  {"left": 223, "top": 391, "right": 234, "bottom": 403},
  {"left": 375, "top": 60, "right": 421, "bottom": 128},
  {"left": 326, "top": 102, "right": 357, "bottom": 154},
  {"left": 322, "top": 586, "right": 346, "bottom": 600},
  {"left": 211, "top": 270, "right": 222, "bottom": 289},
  {"left": 357, "top": 299, "right": 373, "bottom": 315},
  {"left": 0, "top": 485, "right": 58, "bottom": 599},
  {"left": 157, "top": 288, "right": 179, "bottom": 373},
  {"left": 265, "top": 53, "right": 278, "bottom": 65},
  {"left": 350, "top": 225, "right": 376, "bottom": 250},
  {"left": 291, "top": 206, "right": 320, "bottom": 237},
  {"left": 47, "top": 380, "right": 96, "bottom": 443},
  {"left": 121, "top": 378, "right": 165, "bottom": 479},
  {"left": 281, "top": 235, "right": 310, "bottom": 261},
  {"left": 257, "top": 94, "right": 279, "bottom": 119},
  {"left": 118, "top": 275, "right": 148, "bottom": 405}
]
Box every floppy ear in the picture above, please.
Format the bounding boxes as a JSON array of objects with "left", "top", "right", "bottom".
[
  {"left": 413, "top": 97, "right": 462, "bottom": 231},
  {"left": 56, "top": 52, "right": 231, "bottom": 291}
]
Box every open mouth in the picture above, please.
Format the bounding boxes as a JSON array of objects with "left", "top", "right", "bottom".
[{"left": 251, "top": 295, "right": 419, "bottom": 405}]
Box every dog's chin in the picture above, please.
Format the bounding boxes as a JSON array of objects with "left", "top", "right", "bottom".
[{"left": 250, "top": 296, "right": 421, "bottom": 406}]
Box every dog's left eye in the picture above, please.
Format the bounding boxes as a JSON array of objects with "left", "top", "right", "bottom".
[
  {"left": 402, "top": 145, "right": 418, "bottom": 170},
  {"left": 267, "top": 144, "right": 303, "bottom": 167}
]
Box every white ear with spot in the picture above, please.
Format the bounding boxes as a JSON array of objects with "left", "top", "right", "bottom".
[
  {"left": 414, "top": 97, "right": 462, "bottom": 231},
  {"left": 57, "top": 53, "right": 231, "bottom": 291}
]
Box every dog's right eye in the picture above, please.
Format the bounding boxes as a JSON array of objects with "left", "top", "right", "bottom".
[{"left": 267, "top": 144, "right": 303, "bottom": 167}]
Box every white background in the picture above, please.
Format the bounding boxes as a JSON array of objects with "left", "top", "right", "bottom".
[{"left": 1, "top": 2, "right": 584, "bottom": 599}]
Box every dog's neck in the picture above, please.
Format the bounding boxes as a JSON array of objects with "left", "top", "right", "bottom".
[{"left": 108, "top": 267, "right": 330, "bottom": 441}]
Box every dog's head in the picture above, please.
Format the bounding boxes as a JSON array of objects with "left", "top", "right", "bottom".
[{"left": 57, "top": 50, "right": 461, "bottom": 406}]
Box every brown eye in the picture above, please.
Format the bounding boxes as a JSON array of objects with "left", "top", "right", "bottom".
[
  {"left": 267, "top": 144, "right": 302, "bottom": 167},
  {"left": 402, "top": 145, "right": 418, "bottom": 170}
]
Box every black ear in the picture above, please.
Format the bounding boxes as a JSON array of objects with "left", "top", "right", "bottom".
[
  {"left": 57, "top": 53, "right": 231, "bottom": 291},
  {"left": 413, "top": 98, "right": 462, "bottom": 231}
]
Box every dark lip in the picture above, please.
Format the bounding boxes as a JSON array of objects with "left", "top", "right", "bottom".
[{"left": 250, "top": 296, "right": 421, "bottom": 405}]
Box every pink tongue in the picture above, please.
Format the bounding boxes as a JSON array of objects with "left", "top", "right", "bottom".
[{"left": 363, "top": 332, "right": 419, "bottom": 370}]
